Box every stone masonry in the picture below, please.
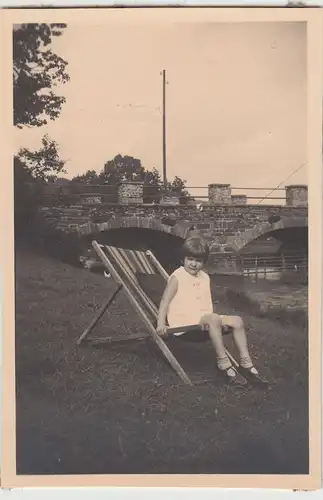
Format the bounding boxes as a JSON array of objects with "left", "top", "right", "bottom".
[
  {"left": 208, "top": 184, "right": 232, "bottom": 205},
  {"left": 39, "top": 182, "right": 308, "bottom": 273},
  {"left": 117, "top": 181, "right": 144, "bottom": 205},
  {"left": 231, "top": 195, "right": 247, "bottom": 205},
  {"left": 285, "top": 185, "right": 308, "bottom": 207}
]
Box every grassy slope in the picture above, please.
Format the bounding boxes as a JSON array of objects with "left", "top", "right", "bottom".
[{"left": 15, "top": 248, "right": 308, "bottom": 475}]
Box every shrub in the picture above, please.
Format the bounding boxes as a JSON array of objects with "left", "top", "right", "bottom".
[{"left": 27, "top": 212, "right": 83, "bottom": 266}]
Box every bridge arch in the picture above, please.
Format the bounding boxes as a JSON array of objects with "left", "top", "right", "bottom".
[
  {"left": 227, "top": 216, "right": 308, "bottom": 253},
  {"left": 77, "top": 216, "right": 193, "bottom": 273},
  {"left": 77, "top": 216, "right": 192, "bottom": 240}
]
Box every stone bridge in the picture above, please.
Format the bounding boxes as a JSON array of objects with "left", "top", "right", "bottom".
[{"left": 40, "top": 182, "right": 308, "bottom": 273}]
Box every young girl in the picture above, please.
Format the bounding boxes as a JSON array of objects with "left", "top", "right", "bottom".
[{"left": 156, "top": 236, "right": 268, "bottom": 388}]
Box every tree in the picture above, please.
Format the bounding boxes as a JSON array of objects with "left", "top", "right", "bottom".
[
  {"left": 70, "top": 170, "right": 98, "bottom": 185},
  {"left": 71, "top": 154, "right": 193, "bottom": 203},
  {"left": 13, "top": 23, "right": 70, "bottom": 128},
  {"left": 102, "top": 154, "right": 146, "bottom": 183},
  {"left": 16, "top": 134, "right": 66, "bottom": 182},
  {"left": 102, "top": 156, "right": 165, "bottom": 202},
  {"left": 164, "top": 175, "right": 191, "bottom": 200},
  {"left": 15, "top": 135, "right": 66, "bottom": 234}
]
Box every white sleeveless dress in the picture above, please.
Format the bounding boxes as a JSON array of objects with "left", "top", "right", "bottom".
[{"left": 166, "top": 266, "right": 214, "bottom": 336}]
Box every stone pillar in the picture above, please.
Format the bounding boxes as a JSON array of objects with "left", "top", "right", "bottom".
[
  {"left": 231, "top": 194, "right": 247, "bottom": 205},
  {"left": 117, "top": 181, "right": 144, "bottom": 204},
  {"left": 285, "top": 185, "right": 308, "bottom": 207},
  {"left": 160, "top": 192, "right": 180, "bottom": 205},
  {"left": 208, "top": 184, "right": 231, "bottom": 205}
]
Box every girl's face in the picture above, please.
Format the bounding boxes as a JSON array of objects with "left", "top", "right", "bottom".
[{"left": 183, "top": 255, "right": 204, "bottom": 276}]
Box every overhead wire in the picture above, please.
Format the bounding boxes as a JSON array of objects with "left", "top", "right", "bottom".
[{"left": 256, "top": 162, "right": 306, "bottom": 205}]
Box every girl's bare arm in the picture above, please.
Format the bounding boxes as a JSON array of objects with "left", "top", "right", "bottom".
[{"left": 157, "top": 276, "right": 178, "bottom": 337}]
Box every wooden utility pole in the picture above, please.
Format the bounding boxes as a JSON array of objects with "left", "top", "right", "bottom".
[{"left": 162, "top": 69, "right": 167, "bottom": 187}]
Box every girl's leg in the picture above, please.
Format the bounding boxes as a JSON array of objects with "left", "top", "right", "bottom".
[
  {"left": 200, "top": 313, "right": 228, "bottom": 364},
  {"left": 200, "top": 314, "right": 246, "bottom": 385},
  {"left": 221, "top": 315, "right": 268, "bottom": 386},
  {"left": 220, "top": 315, "right": 255, "bottom": 370},
  {"left": 220, "top": 316, "right": 269, "bottom": 388}
]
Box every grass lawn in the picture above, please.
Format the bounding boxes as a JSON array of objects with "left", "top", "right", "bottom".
[{"left": 15, "top": 247, "right": 308, "bottom": 475}]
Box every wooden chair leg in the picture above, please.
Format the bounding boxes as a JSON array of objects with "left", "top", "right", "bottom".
[
  {"left": 92, "top": 241, "right": 193, "bottom": 386},
  {"left": 76, "top": 284, "right": 123, "bottom": 345}
]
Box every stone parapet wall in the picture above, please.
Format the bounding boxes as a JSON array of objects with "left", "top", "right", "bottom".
[
  {"left": 41, "top": 182, "right": 308, "bottom": 207},
  {"left": 160, "top": 194, "right": 180, "bottom": 205},
  {"left": 231, "top": 195, "right": 247, "bottom": 205}
]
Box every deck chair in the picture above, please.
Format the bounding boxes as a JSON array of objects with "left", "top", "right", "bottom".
[{"left": 77, "top": 240, "right": 239, "bottom": 385}]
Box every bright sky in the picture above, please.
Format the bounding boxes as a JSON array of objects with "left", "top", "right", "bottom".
[{"left": 14, "top": 21, "right": 307, "bottom": 197}]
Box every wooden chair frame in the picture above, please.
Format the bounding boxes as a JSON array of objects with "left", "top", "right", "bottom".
[{"left": 77, "top": 240, "right": 238, "bottom": 385}]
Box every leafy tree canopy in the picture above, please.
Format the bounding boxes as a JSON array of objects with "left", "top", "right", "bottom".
[
  {"left": 16, "top": 134, "right": 66, "bottom": 182},
  {"left": 13, "top": 23, "right": 70, "bottom": 128}
]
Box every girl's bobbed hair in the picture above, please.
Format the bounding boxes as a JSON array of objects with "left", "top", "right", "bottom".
[{"left": 180, "top": 236, "right": 210, "bottom": 263}]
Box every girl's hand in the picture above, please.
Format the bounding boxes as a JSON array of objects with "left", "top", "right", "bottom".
[{"left": 156, "top": 325, "right": 168, "bottom": 338}]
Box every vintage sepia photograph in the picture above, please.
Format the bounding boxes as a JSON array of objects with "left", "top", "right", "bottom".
[{"left": 1, "top": 6, "right": 322, "bottom": 490}]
